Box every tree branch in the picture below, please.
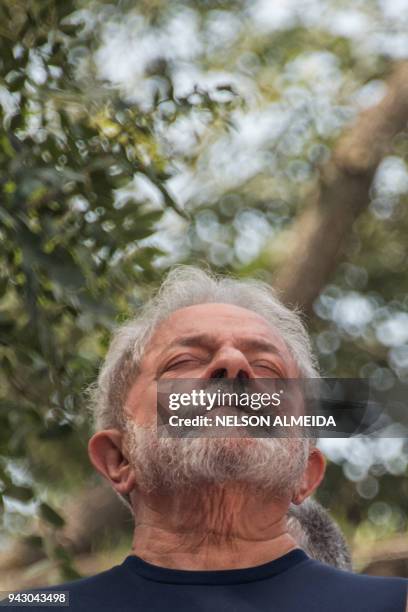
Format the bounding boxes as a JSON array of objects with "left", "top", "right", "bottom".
[{"left": 273, "top": 61, "right": 408, "bottom": 316}]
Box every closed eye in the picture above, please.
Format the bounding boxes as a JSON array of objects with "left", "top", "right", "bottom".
[
  {"left": 164, "top": 356, "right": 204, "bottom": 371},
  {"left": 251, "top": 362, "right": 284, "bottom": 376}
]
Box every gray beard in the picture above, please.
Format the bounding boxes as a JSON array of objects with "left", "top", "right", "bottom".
[{"left": 124, "top": 421, "right": 309, "bottom": 497}]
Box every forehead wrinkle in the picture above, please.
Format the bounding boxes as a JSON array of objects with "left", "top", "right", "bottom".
[
  {"left": 142, "top": 305, "right": 291, "bottom": 364},
  {"left": 168, "top": 333, "right": 219, "bottom": 351},
  {"left": 237, "top": 337, "right": 283, "bottom": 355}
]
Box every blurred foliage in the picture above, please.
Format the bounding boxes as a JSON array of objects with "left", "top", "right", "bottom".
[
  {"left": 0, "top": 0, "right": 239, "bottom": 575},
  {"left": 1, "top": 0, "right": 408, "bottom": 580}
]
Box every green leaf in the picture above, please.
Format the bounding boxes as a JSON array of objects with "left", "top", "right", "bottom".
[
  {"left": 23, "top": 535, "right": 44, "bottom": 549},
  {"left": 59, "top": 562, "right": 82, "bottom": 581},
  {"left": 38, "top": 423, "right": 73, "bottom": 439},
  {"left": 39, "top": 502, "right": 65, "bottom": 528},
  {"left": 6, "top": 484, "right": 34, "bottom": 502}
]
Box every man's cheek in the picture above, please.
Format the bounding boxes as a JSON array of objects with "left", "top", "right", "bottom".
[
  {"left": 140, "top": 383, "right": 159, "bottom": 425},
  {"left": 125, "top": 381, "right": 157, "bottom": 425}
]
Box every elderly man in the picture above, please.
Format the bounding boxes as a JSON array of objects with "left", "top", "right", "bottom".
[{"left": 11, "top": 267, "right": 407, "bottom": 611}]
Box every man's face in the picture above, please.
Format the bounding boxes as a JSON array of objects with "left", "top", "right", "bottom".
[
  {"left": 124, "top": 302, "right": 300, "bottom": 426},
  {"left": 122, "top": 303, "right": 309, "bottom": 496}
]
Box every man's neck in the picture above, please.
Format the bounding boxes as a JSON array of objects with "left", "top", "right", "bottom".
[{"left": 130, "top": 483, "right": 297, "bottom": 570}]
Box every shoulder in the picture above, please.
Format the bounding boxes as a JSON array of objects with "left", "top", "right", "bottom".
[
  {"left": 3, "top": 564, "right": 134, "bottom": 612},
  {"left": 295, "top": 557, "right": 407, "bottom": 611}
]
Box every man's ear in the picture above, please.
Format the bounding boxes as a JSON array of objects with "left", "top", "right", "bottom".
[
  {"left": 88, "top": 429, "right": 136, "bottom": 496},
  {"left": 292, "top": 447, "right": 325, "bottom": 505}
]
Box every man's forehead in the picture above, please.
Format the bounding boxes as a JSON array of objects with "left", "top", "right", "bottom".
[{"left": 147, "top": 303, "right": 286, "bottom": 352}]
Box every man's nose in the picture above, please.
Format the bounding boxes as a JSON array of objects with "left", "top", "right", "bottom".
[{"left": 206, "top": 349, "right": 252, "bottom": 380}]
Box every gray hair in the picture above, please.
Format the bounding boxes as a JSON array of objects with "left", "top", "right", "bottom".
[
  {"left": 287, "top": 499, "right": 352, "bottom": 570},
  {"left": 90, "top": 265, "right": 319, "bottom": 431}
]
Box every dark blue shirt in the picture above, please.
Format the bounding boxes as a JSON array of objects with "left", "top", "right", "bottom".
[{"left": 4, "top": 549, "right": 407, "bottom": 611}]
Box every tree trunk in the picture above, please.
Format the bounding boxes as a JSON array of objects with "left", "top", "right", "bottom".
[{"left": 274, "top": 61, "right": 408, "bottom": 315}]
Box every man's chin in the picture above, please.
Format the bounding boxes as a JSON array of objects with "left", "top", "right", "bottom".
[{"left": 126, "top": 421, "right": 306, "bottom": 496}]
